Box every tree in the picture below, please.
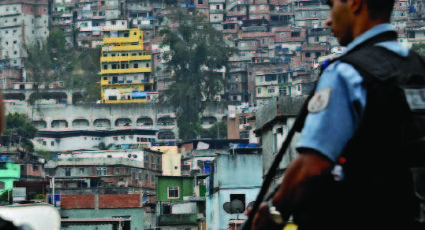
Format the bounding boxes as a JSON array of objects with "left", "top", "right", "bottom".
[
  {"left": 4, "top": 113, "right": 37, "bottom": 152},
  {"left": 24, "top": 30, "right": 101, "bottom": 103},
  {"left": 208, "top": 121, "right": 228, "bottom": 139},
  {"left": 93, "top": 142, "right": 115, "bottom": 150},
  {"left": 159, "top": 8, "right": 238, "bottom": 141}
]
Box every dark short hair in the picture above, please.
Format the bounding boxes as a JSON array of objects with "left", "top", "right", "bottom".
[
  {"left": 366, "top": 0, "right": 395, "bottom": 20},
  {"left": 335, "top": 0, "right": 395, "bottom": 20}
]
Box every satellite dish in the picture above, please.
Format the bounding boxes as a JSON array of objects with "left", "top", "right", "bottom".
[
  {"left": 230, "top": 199, "right": 245, "bottom": 213},
  {"left": 223, "top": 202, "right": 231, "bottom": 213}
]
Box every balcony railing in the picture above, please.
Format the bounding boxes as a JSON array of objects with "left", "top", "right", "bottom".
[
  {"left": 100, "top": 67, "right": 152, "bottom": 74},
  {"left": 100, "top": 54, "right": 152, "bottom": 62}
]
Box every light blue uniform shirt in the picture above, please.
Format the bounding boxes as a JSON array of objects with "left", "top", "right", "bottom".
[{"left": 296, "top": 24, "right": 409, "bottom": 162}]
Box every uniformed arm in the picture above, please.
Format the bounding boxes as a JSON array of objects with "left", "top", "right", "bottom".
[
  {"left": 251, "top": 62, "right": 366, "bottom": 229},
  {"left": 251, "top": 150, "right": 333, "bottom": 230},
  {"left": 270, "top": 150, "right": 333, "bottom": 220}
]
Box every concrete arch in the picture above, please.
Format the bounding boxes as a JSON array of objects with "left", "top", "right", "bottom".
[
  {"left": 158, "top": 131, "right": 175, "bottom": 140},
  {"left": 94, "top": 119, "right": 111, "bottom": 129},
  {"left": 3, "top": 93, "right": 25, "bottom": 101},
  {"left": 29, "top": 91, "right": 68, "bottom": 103},
  {"left": 72, "top": 119, "right": 90, "bottom": 128},
  {"left": 115, "top": 118, "right": 132, "bottom": 127},
  {"left": 157, "top": 116, "right": 175, "bottom": 126},
  {"left": 201, "top": 116, "right": 218, "bottom": 125},
  {"left": 52, "top": 120, "right": 68, "bottom": 129},
  {"left": 32, "top": 120, "right": 47, "bottom": 129},
  {"left": 72, "top": 92, "right": 84, "bottom": 104},
  {"left": 136, "top": 117, "right": 153, "bottom": 126}
]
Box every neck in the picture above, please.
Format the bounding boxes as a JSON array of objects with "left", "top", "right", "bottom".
[{"left": 352, "top": 14, "right": 388, "bottom": 39}]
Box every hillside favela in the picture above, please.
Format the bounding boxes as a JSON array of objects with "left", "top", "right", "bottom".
[{"left": 0, "top": 0, "right": 424, "bottom": 229}]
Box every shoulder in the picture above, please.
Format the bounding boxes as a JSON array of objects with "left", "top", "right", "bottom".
[{"left": 319, "top": 61, "right": 363, "bottom": 88}]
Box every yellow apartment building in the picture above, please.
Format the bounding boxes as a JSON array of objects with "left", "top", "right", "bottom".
[{"left": 100, "top": 29, "right": 154, "bottom": 103}]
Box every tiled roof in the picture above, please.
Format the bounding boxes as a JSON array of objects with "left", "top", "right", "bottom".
[{"left": 242, "top": 32, "right": 274, "bottom": 38}]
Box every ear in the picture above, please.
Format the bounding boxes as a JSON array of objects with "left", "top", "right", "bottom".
[{"left": 349, "top": 0, "right": 365, "bottom": 15}]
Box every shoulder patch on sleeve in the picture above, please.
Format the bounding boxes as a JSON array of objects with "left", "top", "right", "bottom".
[{"left": 308, "top": 88, "right": 332, "bottom": 113}]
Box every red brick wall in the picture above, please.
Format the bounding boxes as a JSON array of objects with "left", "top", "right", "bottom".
[
  {"left": 61, "top": 195, "right": 95, "bottom": 209},
  {"left": 99, "top": 194, "right": 140, "bottom": 209}
]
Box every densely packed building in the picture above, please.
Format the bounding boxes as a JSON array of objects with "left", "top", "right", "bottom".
[{"left": 0, "top": 0, "right": 420, "bottom": 105}]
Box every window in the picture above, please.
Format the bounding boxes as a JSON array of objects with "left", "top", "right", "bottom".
[
  {"left": 103, "top": 64, "right": 108, "bottom": 69},
  {"left": 168, "top": 186, "right": 179, "bottom": 199},
  {"left": 97, "top": 167, "right": 107, "bottom": 175},
  {"left": 305, "top": 52, "right": 310, "bottom": 58},
  {"left": 315, "top": 52, "right": 321, "bottom": 57},
  {"left": 268, "top": 88, "right": 275, "bottom": 93},
  {"left": 51, "top": 141, "right": 54, "bottom": 146},
  {"left": 111, "top": 20, "right": 116, "bottom": 25},
  {"left": 133, "top": 63, "right": 138, "bottom": 68},
  {"left": 79, "top": 168, "right": 84, "bottom": 174},
  {"left": 115, "top": 168, "right": 120, "bottom": 175},
  {"left": 257, "top": 88, "right": 261, "bottom": 94},
  {"left": 42, "top": 141, "right": 46, "bottom": 146},
  {"left": 198, "top": 0, "right": 203, "bottom": 4},
  {"left": 216, "top": 5, "right": 220, "bottom": 9},
  {"left": 65, "top": 168, "right": 71, "bottom": 176},
  {"left": 151, "top": 173, "right": 155, "bottom": 182},
  {"left": 112, "top": 64, "right": 117, "bottom": 69},
  {"left": 291, "top": 32, "right": 300, "bottom": 37},
  {"left": 33, "top": 165, "right": 39, "bottom": 171}
]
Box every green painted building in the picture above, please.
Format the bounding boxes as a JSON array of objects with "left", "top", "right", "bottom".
[
  {"left": 0, "top": 162, "right": 21, "bottom": 191},
  {"left": 157, "top": 176, "right": 194, "bottom": 202},
  {"left": 156, "top": 176, "right": 205, "bottom": 229}
]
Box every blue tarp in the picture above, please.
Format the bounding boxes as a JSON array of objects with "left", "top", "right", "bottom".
[{"left": 132, "top": 92, "right": 147, "bottom": 98}]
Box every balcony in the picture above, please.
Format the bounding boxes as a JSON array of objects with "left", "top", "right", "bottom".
[
  {"left": 158, "top": 214, "right": 198, "bottom": 226},
  {"left": 102, "top": 45, "right": 145, "bottom": 52},
  {"left": 100, "top": 54, "right": 152, "bottom": 62},
  {"left": 103, "top": 37, "right": 141, "bottom": 45},
  {"left": 100, "top": 67, "right": 152, "bottom": 74},
  {"left": 255, "top": 79, "right": 278, "bottom": 86},
  {"left": 102, "top": 79, "right": 154, "bottom": 86}
]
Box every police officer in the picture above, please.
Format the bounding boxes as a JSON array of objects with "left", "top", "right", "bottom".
[{"left": 251, "top": 0, "right": 422, "bottom": 229}]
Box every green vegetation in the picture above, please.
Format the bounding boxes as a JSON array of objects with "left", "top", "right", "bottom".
[
  {"left": 0, "top": 190, "right": 12, "bottom": 204},
  {"left": 159, "top": 8, "right": 237, "bottom": 141},
  {"left": 208, "top": 121, "right": 227, "bottom": 139},
  {"left": 24, "top": 29, "right": 101, "bottom": 103},
  {"left": 35, "top": 149, "right": 54, "bottom": 160},
  {"left": 93, "top": 142, "right": 115, "bottom": 150},
  {"left": 4, "top": 113, "right": 37, "bottom": 152}
]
